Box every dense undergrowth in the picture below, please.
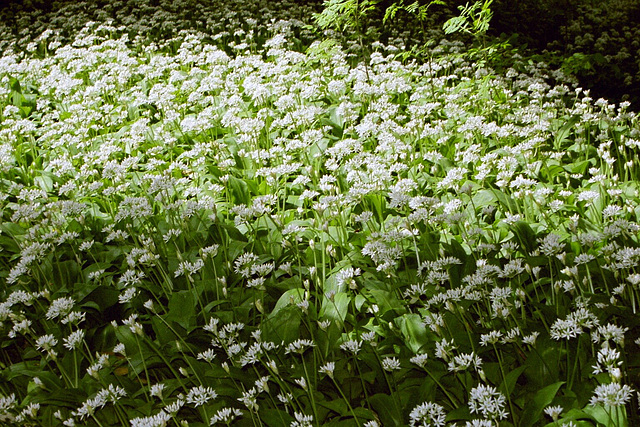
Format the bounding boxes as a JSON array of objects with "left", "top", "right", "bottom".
[{"left": 0, "top": 0, "right": 640, "bottom": 426}]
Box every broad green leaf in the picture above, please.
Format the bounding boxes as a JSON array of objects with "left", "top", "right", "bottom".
[
  {"left": 368, "top": 289, "right": 405, "bottom": 315},
  {"left": 548, "top": 408, "right": 602, "bottom": 426},
  {"left": 486, "top": 187, "right": 516, "bottom": 212},
  {"left": 499, "top": 365, "right": 526, "bottom": 398},
  {"left": 270, "top": 287, "right": 306, "bottom": 316},
  {"left": 151, "top": 316, "right": 175, "bottom": 346},
  {"left": 521, "top": 382, "right": 565, "bottom": 427},
  {"left": 582, "top": 405, "right": 628, "bottom": 427},
  {"left": 1, "top": 222, "right": 26, "bottom": 238},
  {"left": 554, "top": 115, "right": 580, "bottom": 149},
  {"left": 317, "top": 398, "right": 348, "bottom": 417},
  {"left": 472, "top": 189, "right": 497, "bottom": 209},
  {"left": 165, "top": 290, "right": 197, "bottom": 332},
  {"left": 227, "top": 175, "right": 250, "bottom": 204},
  {"left": 260, "top": 408, "right": 294, "bottom": 427},
  {"left": 395, "top": 313, "right": 430, "bottom": 353},
  {"left": 261, "top": 304, "right": 301, "bottom": 344},
  {"left": 369, "top": 393, "right": 402, "bottom": 426},
  {"left": 320, "top": 291, "right": 350, "bottom": 325},
  {"left": 79, "top": 284, "right": 119, "bottom": 312},
  {"left": 34, "top": 173, "right": 54, "bottom": 192},
  {"left": 511, "top": 221, "right": 537, "bottom": 255},
  {"left": 220, "top": 222, "right": 248, "bottom": 242}
]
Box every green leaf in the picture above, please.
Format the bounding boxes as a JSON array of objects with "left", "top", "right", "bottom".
[
  {"left": 262, "top": 304, "right": 301, "bottom": 344},
  {"left": 34, "top": 173, "right": 54, "bottom": 193},
  {"left": 320, "top": 291, "right": 350, "bottom": 325},
  {"left": 499, "top": 365, "right": 526, "bottom": 398},
  {"left": 394, "top": 313, "right": 431, "bottom": 353},
  {"left": 0, "top": 235, "right": 19, "bottom": 254},
  {"left": 1, "top": 222, "right": 26, "bottom": 238},
  {"left": 151, "top": 316, "right": 174, "bottom": 346},
  {"left": 270, "top": 288, "right": 306, "bottom": 317},
  {"left": 260, "top": 408, "right": 294, "bottom": 427},
  {"left": 472, "top": 189, "right": 497, "bottom": 209},
  {"left": 511, "top": 221, "right": 537, "bottom": 255},
  {"left": 79, "top": 285, "right": 119, "bottom": 312},
  {"left": 521, "top": 382, "right": 565, "bottom": 427},
  {"left": 317, "top": 398, "right": 348, "bottom": 416},
  {"left": 368, "top": 289, "right": 405, "bottom": 315},
  {"left": 165, "top": 290, "right": 197, "bottom": 332},
  {"left": 220, "top": 222, "right": 248, "bottom": 242},
  {"left": 582, "top": 405, "right": 628, "bottom": 427},
  {"left": 443, "top": 15, "right": 467, "bottom": 34},
  {"left": 227, "top": 175, "right": 250, "bottom": 204},
  {"left": 554, "top": 115, "right": 580, "bottom": 148},
  {"left": 369, "top": 393, "right": 402, "bottom": 425},
  {"left": 549, "top": 408, "right": 601, "bottom": 426},
  {"left": 32, "top": 389, "right": 86, "bottom": 407}
]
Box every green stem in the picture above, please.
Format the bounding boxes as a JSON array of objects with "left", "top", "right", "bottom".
[
  {"left": 329, "top": 375, "right": 363, "bottom": 426},
  {"left": 493, "top": 344, "right": 516, "bottom": 425},
  {"left": 301, "top": 357, "right": 320, "bottom": 423}
]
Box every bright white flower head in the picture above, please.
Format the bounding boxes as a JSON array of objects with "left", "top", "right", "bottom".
[
  {"left": 589, "top": 383, "right": 634, "bottom": 407},
  {"left": 408, "top": 401, "right": 446, "bottom": 427},
  {"left": 468, "top": 384, "right": 508, "bottom": 420}
]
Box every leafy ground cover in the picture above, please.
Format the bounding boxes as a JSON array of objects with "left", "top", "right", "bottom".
[{"left": 1, "top": 0, "right": 639, "bottom": 426}]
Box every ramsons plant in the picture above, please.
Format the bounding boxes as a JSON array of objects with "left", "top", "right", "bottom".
[{"left": 0, "top": 0, "right": 639, "bottom": 426}]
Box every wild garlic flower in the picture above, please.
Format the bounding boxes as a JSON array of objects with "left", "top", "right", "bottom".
[
  {"left": 118, "top": 287, "right": 138, "bottom": 304},
  {"left": 35, "top": 334, "right": 58, "bottom": 353},
  {"left": 285, "top": 339, "right": 315, "bottom": 355},
  {"left": 113, "top": 343, "right": 126, "bottom": 356},
  {"left": 382, "top": 357, "right": 401, "bottom": 372},
  {"left": 592, "top": 346, "right": 622, "bottom": 379},
  {"left": 122, "top": 314, "right": 144, "bottom": 336},
  {"left": 589, "top": 383, "right": 634, "bottom": 407},
  {"left": 448, "top": 352, "right": 483, "bottom": 373},
  {"left": 290, "top": 412, "right": 314, "bottom": 427},
  {"left": 408, "top": 401, "right": 446, "bottom": 427},
  {"left": 254, "top": 376, "right": 270, "bottom": 394},
  {"left": 294, "top": 377, "right": 307, "bottom": 390},
  {"left": 480, "top": 330, "right": 503, "bottom": 346},
  {"left": 150, "top": 383, "right": 165, "bottom": 400},
  {"left": 550, "top": 308, "right": 599, "bottom": 340},
  {"left": 210, "top": 407, "right": 243, "bottom": 425},
  {"left": 186, "top": 386, "right": 217, "bottom": 407},
  {"left": 130, "top": 411, "right": 171, "bottom": 427},
  {"left": 468, "top": 384, "right": 508, "bottom": 420},
  {"left": 464, "top": 420, "right": 494, "bottom": 427},
  {"left": 63, "top": 330, "right": 85, "bottom": 351},
  {"left": 544, "top": 405, "right": 563, "bottom": 421},
  {"left": 434, "top": 338, "right": 457, "bottom": 361},
  {"left": 46, "top": 297, "right": 75, "bottom": 320},
  {"left": 319, "top": 362, "right": 335, "bottom": 378},
  {"left": 238, "top": 388, "right": 258, "bottom": 412},
  {"left": 522, "top": 331, "right": 539, "bottom": 346},
  {"left": 74, "top": 385, "right": 126, "bottom": 420},
  {"left": 175, "top": 259, "right": 204, "bottom": 278},
  {"left": 164, "top": 398, "right": 184, "bottom": 416},
  {"left": 591, "top": 323, "right": 628, "bottom": 346},
  {"left": 410, "top": 353, "right": 429, "bottom": 368},
  {"left": 197, "top": 348, "right": 217, "bottom": 362},
  {"left": 340, "top": 339, "right": 362, "bottom": 355}
]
